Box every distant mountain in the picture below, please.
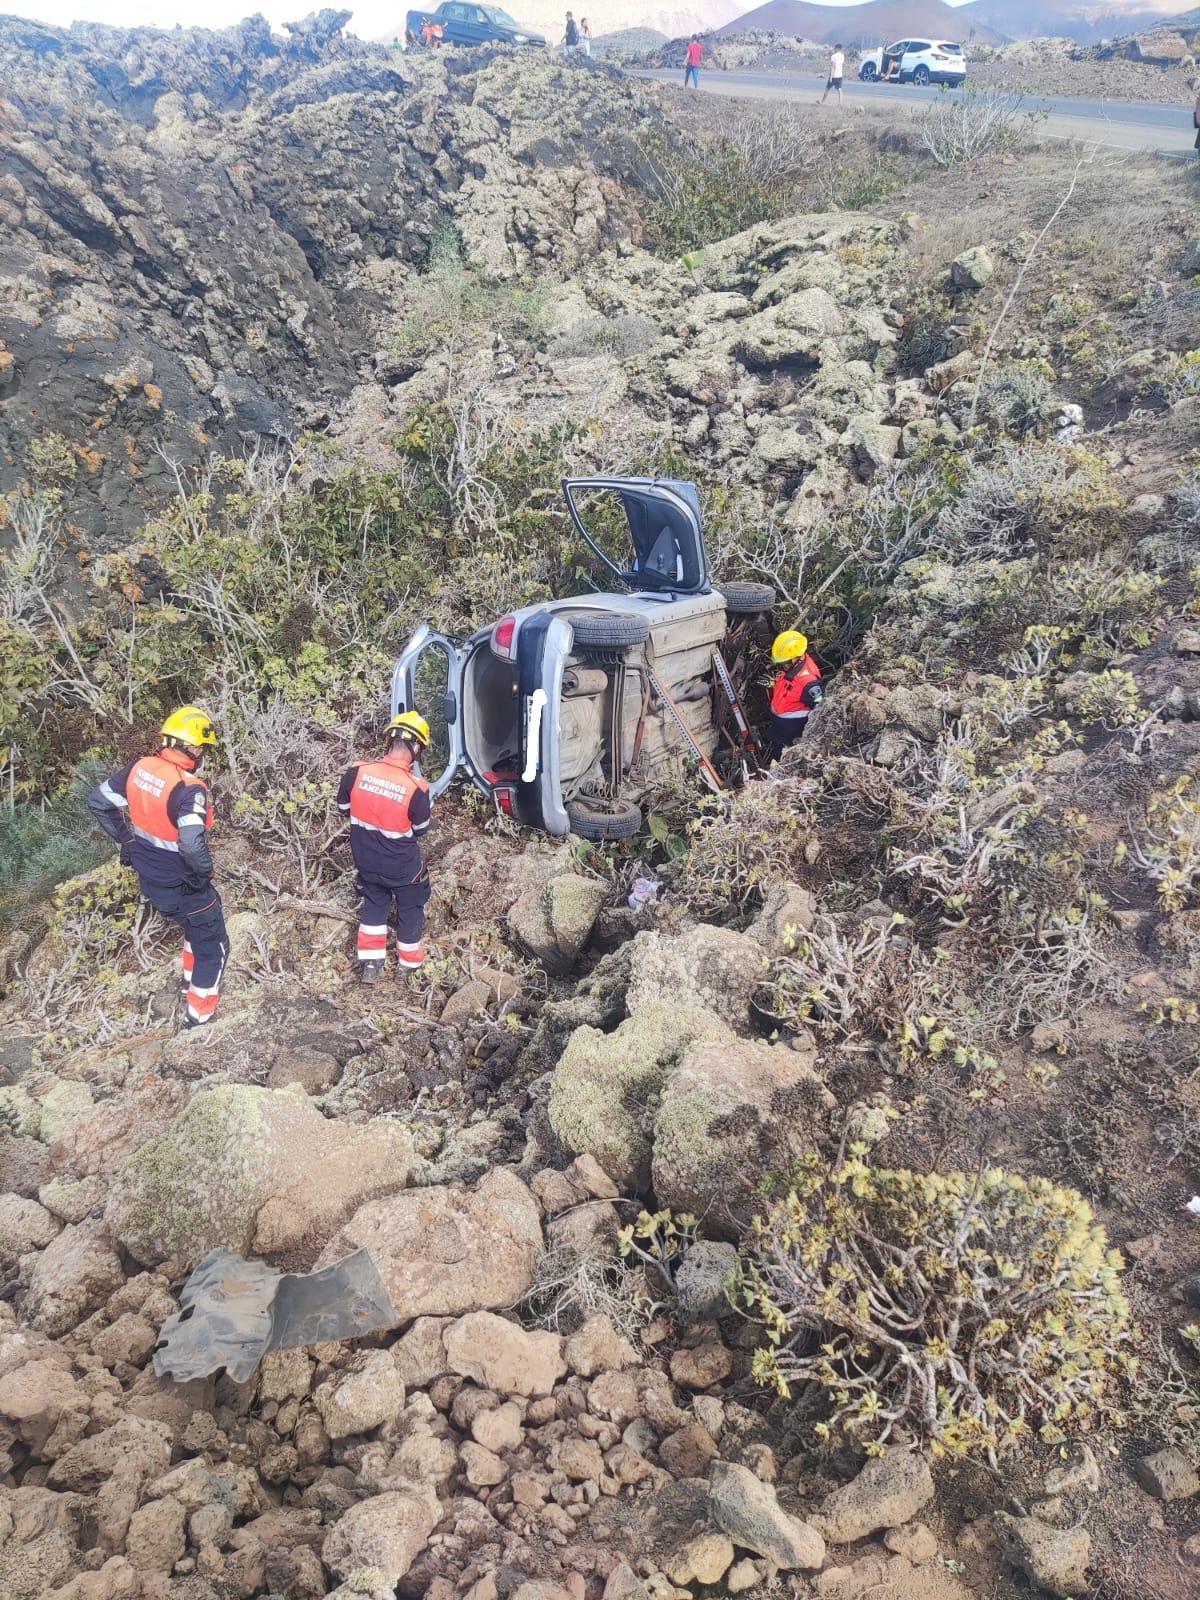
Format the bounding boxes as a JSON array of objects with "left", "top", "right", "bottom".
[
  {"left": 717, "top": 2, "right": 1006, "bottom": 48},
  {"left": 958, "top": 1, "right": 1192, "bottom": 46}
]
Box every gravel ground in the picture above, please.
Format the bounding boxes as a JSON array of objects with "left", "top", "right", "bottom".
[{"left": 970, "top": 51, "right": 1195, "bottom": 106}]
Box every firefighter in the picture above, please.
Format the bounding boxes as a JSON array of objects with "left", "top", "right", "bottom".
[
  {"left": 339, "top": 711, "right": 433, "bottom": 984},
  {"left": 86, "top": 706, "right": 229, "bottom": 1028},
  {"left": 769, "top": 629, "right": 823, "bottom": 761}
]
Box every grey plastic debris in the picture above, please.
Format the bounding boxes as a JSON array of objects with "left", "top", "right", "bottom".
[{"left": 153, "top": 1247, "right": 397, "bottom": 1383}]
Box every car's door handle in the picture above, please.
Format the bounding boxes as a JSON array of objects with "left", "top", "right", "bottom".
[
  {"left": 444, "top": 690, "right": 458, "bottom": 726},
  {"left": 523, "top": 689, "right": 547, "bottom": 782}
]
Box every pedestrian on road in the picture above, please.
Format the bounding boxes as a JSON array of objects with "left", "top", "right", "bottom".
[
  {"left": 339, "top": 712, "right": 434, "bottom": 984},
  {"left": 562, "top": 11, "right": 579, "bottom": 53},
  {"left": 579, "top": 17, "right": 592, "bottom": 56},
  {"left": 684, "top": 35, "right": 702, "bottom": 89},
  {"left": 820, "top": 42, "right": 844, "bottom": 107},
  {"left": 86, "top": 706, "right": 229, "bottom": 1029}
]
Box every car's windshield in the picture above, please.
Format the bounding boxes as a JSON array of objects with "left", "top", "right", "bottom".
[{"left": 480, "top": 5, "right": 521, "bottom": 24}]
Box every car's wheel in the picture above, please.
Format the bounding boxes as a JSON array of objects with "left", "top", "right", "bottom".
[
  {"left": 567, "top": 797, "right": 643, "bottom": 841},
  {"left": 859, "top": 61, "right": 877, "bottom": 80},
  {"left": 716, "top": 581, "right": 776, "bottom": 616},
  {"left": 912, "top": 64, "right": 930, "bottom": 86},
  {"left": 568, "top": 612, "right": 651, "bottom": 649}
]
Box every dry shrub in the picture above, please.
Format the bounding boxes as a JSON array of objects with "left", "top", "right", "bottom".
[
  {"left": 519, "top": 1237, "right": 649, "bottom": 1340},
  {"left": 667, "top": 775, "right": 818, "bottom": 917},
  {"left": 741, "top": 1155, "right": 1131, "bottom": 1460},
  {"left": 767, "top": 911, "right": 917, "bottom": 1042},
  {"left": 916, "top": 87, "right": 1041, "bottom": 168}
]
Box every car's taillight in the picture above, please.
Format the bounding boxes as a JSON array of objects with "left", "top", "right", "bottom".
[
  {"left": 494, "top": 787, "right": 515, "bottom": 816},
  {"left": 493, "top": 616, "right": 517, "bottom": 657}
]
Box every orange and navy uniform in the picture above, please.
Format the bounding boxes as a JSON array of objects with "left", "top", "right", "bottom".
[
  {"left": 769, "top": 653, "right": 823, "bottom": 759},
  {"left": 338, "top": 753, "right": 432, "bottom": 969},
  {"left": 87, "top": 748, "right": 228, "bottom": 1026},
  {"left": 90, "top": 749, "right": 214, "bottom": 888}
]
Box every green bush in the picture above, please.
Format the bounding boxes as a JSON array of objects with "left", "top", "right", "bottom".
[
  {"left": 667, "top": 776, "right": 818, "bottom": 917},
  {"left": 391, "top": 223, "right": 550, "bottom": 360},
  {"left": 741, "top": 1156, "right": 1131, "bottom": 1458},
  {"left": 636, "top": 128, "right": 782, "bottom": 257},
  {"left": 0, "top": 778, "right": 108, "bottom": 933}
]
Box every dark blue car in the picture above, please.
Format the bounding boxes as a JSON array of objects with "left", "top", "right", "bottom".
[{"left": 406, "top": 3, "right": 545, "bottom": 47}]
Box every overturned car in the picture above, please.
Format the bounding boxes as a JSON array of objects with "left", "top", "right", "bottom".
[{"left": 392, "top": 477, "right": 776, "bottom": 840}]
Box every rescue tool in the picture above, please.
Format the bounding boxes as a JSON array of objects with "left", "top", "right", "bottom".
[{"left": 711, "top": 649, "right": 761, "bottom": 758}]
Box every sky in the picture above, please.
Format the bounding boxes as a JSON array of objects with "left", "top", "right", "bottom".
[{"left": 3, "top": 0, "right": 978, "bottom": 37}]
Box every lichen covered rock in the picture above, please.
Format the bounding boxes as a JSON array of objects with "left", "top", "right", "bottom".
[
  {"left": 652, "top": 1036, "right": 830, "bottom": 1235},
  {"left": 105, "top": 1084, "right": 412, "bottom": 1267},
  {"left": 548, "top": 1002, "right": 731, "bottom": 1188},
  {"left": 626, "top": 925, "right": 767, "bottom": 1028},
  {"left": 508, "top": 872, "right": 608, "bottom": 973}
]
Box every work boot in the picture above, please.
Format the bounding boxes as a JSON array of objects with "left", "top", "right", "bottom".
[{"left": 360, "top": 961, "right": 383, "bottom": 986}]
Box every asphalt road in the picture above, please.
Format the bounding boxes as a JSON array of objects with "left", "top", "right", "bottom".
[{"left": 633, "top": 69, "right": 1198, "bottom": 158}]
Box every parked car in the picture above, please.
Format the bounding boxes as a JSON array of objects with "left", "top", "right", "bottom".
[
  {"left": 859, "top": 39, "right": 967, "bottom": 88},
  {"left": 391, "top": 477, "right": 775, "bottom": 840},
  {"left": 405, "top": 2, "right": 544, "bottom": 47}
]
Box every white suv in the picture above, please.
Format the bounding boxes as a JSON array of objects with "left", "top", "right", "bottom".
[{"left": 859, "top": 39, "right": 967, "bottom": 88}]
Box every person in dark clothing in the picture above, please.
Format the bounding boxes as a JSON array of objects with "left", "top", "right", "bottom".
[
  {"left": 338, "top": 712, "right": 433, "bottom": 984},
  {"left": 86, "top": 705, "right": 228, "bottom": 1027},
  {"left": 768, "top": 629, "right": 823, "bottom": 761}
]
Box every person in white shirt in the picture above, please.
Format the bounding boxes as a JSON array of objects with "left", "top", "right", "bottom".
[{"left": 820, "top": 43, "right": 845, "bottom": 107}]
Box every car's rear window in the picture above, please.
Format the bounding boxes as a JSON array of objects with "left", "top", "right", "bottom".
[{"left": 942, "top": 42, "right": 964, "bottom": 53}]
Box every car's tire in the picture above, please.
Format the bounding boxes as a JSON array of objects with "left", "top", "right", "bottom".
[
  {"left": 569, "top": 611, "right": 651, "bottom": 649},
  {"left": 717, "top": 581, "right": 776, "bottom": 615},
  {"left": 859, "top": 61, "right": 877, "bottom": 80},
  {"left": 567, "top": 797, "right": 643, "bottom": 841},
  {"left": 912, "top": 65, "right": 930, "bottom": 86}
]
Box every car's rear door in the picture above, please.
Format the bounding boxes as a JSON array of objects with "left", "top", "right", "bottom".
[
  {"left": 562, "top": 476, "right": 710, "bottom": 596},
  {"left": 460, "top": 4, "right": 489, "bottom": 42},
  {"left": 391, "top": 625, "right": 465, "bottom": 799},
  {"left": 438, "top": 3, "right": 467, "bottom": 41}
]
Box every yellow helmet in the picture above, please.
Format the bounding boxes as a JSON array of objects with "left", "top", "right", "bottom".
[
  {"left": 161, "top": 705, "right": 217, "bottom": 747},
  {"left": 772, "top": 629, "right": 809, "bottom": 664},
  {"left": 385, "top": 710, "right": 431, "bottom": 749}
]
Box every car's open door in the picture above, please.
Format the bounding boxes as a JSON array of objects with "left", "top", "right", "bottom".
[
  {"left": 391, "top": 624, "right": 465, "bottom": 799},
  {"left": 562, "top": 477, "right": 710, "bottom": 596}
]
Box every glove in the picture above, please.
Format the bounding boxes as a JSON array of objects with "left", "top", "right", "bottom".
[{"left": 119, "top": 841, "right": 134, "bottom": 868}]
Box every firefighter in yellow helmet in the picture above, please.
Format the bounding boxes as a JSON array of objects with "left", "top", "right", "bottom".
[
  {"left": 86, "top": 707, "right": 229, "bottom": 1028},
  {"left": 338, "top": 712, "right": 434, "bottom": 984},
  {"left": 769, "top": 630, "right": 823, "bottom": 761}
]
